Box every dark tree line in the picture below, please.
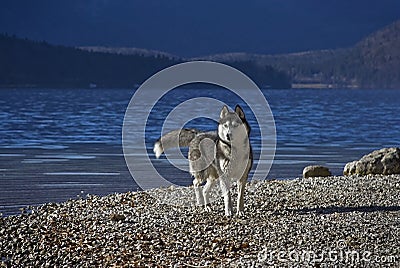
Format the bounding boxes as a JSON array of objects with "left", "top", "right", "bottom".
[
  {"left": 0, "top": 34, "right": 292, "bottom": 89},
  {"left": 0, "top": 34, "right": 178, "bottom": 88},
  {"left": 228, "top": 61, "right": 292, "bottom": 89}
]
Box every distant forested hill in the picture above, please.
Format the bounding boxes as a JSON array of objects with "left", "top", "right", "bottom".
[
  {"left": 2, "top": 21, "right": 399, "bottom": 89},
  {"left": 348, "top": 20, "right": 400, "bottom": 89},
  {"left": 0, "top": 34, "right": 179, "bottom": 88},
  {"left": 204, "top": 20, "right": 400, "bottom": 89},
  {"left": 0, "top": 34, "right": 291, "bottom": 89}
]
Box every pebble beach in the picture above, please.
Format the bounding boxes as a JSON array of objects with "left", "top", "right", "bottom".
[{"left": 1, "top": 175, "right": 399, "bottom": 267}]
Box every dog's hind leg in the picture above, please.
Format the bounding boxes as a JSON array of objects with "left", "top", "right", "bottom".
[
  {"left": 193, "top": 178, "right": 204, "bottom": 206},
  {"left": 203, "top": 177, "right": 216, "bottom": 212},
  {"left": 236, "top": 177, "right": 246, "bottom": 216}
]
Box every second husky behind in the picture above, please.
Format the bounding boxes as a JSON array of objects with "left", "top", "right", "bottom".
[{"left": 154, "top": 105, "right": 253, "bottom": 216}]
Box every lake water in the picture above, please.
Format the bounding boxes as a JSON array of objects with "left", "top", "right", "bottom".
[{"left": 1, "top": 88, "right": 399, "bottom": 216}]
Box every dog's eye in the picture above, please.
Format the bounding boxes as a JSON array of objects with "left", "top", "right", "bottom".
[
  {"left": 223, "top": 123, "right": 229, "bottom": 128},
  {"left": 232, "top": 122, "right": 239, "bottom": 127}
]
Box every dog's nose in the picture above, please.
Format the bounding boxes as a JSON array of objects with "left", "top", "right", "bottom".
[{"left": 226, "top": 133, "right": 231, "bottom": 141}]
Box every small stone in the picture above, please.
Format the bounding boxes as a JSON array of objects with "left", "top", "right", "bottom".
[
  {"left": 302, "top": 165, "right": 331, "bottom": 178},
  {"left": 110, "top": 213, "right": 126, "bottom": 221}
]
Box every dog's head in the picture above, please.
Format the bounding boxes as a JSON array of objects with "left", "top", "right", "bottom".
[{"left": 218, "top": 105, "right": 251, "bottom": 144}]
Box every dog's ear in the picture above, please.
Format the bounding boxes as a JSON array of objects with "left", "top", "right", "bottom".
[
  {"left": 235, "top": 105, "right": 245, "bottom": 120},
  {"left": 220, "top": 105, "right": 229, "bottom": 119}
]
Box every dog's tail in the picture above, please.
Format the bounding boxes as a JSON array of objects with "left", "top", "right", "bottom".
[{"left": 153, "top": 128, "right": 199, "bottom": 158}]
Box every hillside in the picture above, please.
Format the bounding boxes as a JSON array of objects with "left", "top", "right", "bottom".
[
  {"left": 0, "top": 34, "right": 291, "bottom": 89},
  {"left": 0, "top": 34, "right": 178, "bottom": 88},
  {"left": 3, "top": 19, "right": 398, "bottom": 90},
  {"left": 200, "top": 49, "right": 348, "bottom": 88},
  {"left": 79, "top": 47, "right": 292, "bottom": 89},
  {"left": 348, "top": 20, "right": 400, "bottom": 88},
  {"left": 203, "top": 20, "right": 400, "bottom": 89}
]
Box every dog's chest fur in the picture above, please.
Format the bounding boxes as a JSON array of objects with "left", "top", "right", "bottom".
[
  {"left": 216, "top": 141, "right": 231, "bottom": 173},
  {"left": 216, "top": 138, "right": 250, "bottom": 177}
]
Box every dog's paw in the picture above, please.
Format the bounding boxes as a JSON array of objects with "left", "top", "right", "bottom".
[
  {"left": 204, "top": 204, "right": 212, "bottom": 212},
  {"left": 236, "top": 211, "right": 244, "bottom": 217},
  {"left": 225, "top": 210, "right": 233, "bottom": 217}
]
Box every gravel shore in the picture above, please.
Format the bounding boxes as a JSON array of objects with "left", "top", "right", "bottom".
[{"left": 1, "top": 175, "right": 399, "bottom": 267}]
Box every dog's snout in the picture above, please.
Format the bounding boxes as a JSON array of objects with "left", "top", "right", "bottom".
[{"left": 226, "top": 133, "right": 231, "bottom": 141}]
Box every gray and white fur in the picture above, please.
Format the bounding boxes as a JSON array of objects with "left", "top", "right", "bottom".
[{"left": 153, "top": 105, "right": 253, "bottom": 216}]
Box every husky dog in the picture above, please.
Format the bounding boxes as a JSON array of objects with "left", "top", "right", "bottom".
[{"left": 153, "top": 105, "right": 253, "bottom": 216}]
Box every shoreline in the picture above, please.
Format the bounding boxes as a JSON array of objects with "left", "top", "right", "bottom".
[{"left": 1, "top": 175, "right": 399, "bottom": 266}]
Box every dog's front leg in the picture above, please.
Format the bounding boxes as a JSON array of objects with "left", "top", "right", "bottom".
[
  {"left": 236, "top": 178, "right": 246, "bottom": 216},
  {"left": 203, "top": 177, "right": 216, "bottom": 212},
  {"left": 224, "top": 193, "right": 233, "bottom": 216},
  {"left": 219, "top": 177, "right": 233, "bottom": 216}
]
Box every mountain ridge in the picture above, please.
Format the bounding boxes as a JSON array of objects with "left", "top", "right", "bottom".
[
  {"left": 0, "top": 34, "right": 179, "bottom": 88},
  {"left": 1, "top": 20, "right": 399, "bottom": 89},
  {"left": 80, "top": 20, "right": 400, "bottom": 89},
  {"left": 0, "top": 34, "right": 290, "bottom": 89},
  {"left": 199, "top": 20, "right": 400, "bottom": 89}
]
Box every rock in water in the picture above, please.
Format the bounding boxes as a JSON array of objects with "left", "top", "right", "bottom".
[
  {"left": 344, "top": 147, "right": 400, "bottom": 175},
  {"left": 303, "top": 165, "right": 332, "bottom": 178}
]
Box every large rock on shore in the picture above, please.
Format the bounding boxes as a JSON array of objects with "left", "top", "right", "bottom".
[
  {"left": 303, "top": 165, "right": 331, "bottom": 178},
  {"left": 344, "top": 147, "right": 400, "bottom": 175}
]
